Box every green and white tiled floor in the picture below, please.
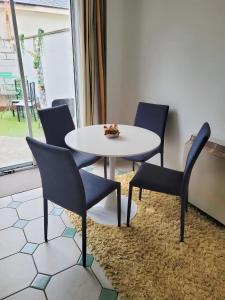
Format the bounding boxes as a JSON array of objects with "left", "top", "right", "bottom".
[{"left": 0, "top": 187, "right": 118, "bottom": 300}]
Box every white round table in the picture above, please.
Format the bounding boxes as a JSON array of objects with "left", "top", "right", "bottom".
[{"left": 65, "top": 124, "right": 161, "bottom": 225}]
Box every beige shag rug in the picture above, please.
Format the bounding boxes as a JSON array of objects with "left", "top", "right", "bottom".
[{"left": 68, "top": 172, "right": 225, "bottom": 300}]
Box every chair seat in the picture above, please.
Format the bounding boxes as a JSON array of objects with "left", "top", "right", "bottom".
[
  {"left": 80, "top": 170, "right": 119, "bottom": 209},
  {"left": 131, "top": 162, "right": 183, "bottom": 196},
  {"left": 125, "top": 145, "right": 161, "bottom": 162},
  {"left": 72, "top": 150, "right": 100, "bottom": 169}
]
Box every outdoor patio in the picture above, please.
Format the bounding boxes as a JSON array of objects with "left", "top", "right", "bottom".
[{"left": 0, "top": 111, "right": 43, "bottom": 169}]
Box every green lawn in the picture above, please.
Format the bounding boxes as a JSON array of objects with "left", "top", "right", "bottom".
[{"left": 0, "top": 111, "right": 43, "bottom": 137}]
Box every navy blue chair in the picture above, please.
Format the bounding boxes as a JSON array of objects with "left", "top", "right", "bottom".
[
  {"left": 126, "top": 102, "right": 169, "bottom": 170},
  {"left": 127, "top": 123, "right": 211, "bottom": 242},
  {"left": 38, "top": 105, "right": 107, "bottom": 177},
  {"left": 52, "top": 98, "right": 75, "bottom": 119},
  {"left": 26, "top": 137, "right": 121, "bottom": 267},
  {"left": 125, "top": 102, "right": 169, "bottom": 200}
]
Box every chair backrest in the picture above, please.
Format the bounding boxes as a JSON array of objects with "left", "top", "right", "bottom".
[
  {"left": 26, "top": 137, "right": 85, "bottom": 216},
  {"left": 181, "top": 122, "right": 211, "bottom": 197},
  {"left": 38, "top": 105, "right": 75, "bottom": 148},
  {"left": 134, "top": 102, "right": 169, "bottom": 146},
  {"left": 52, "top": 98, "right": 75, "bottom": 118}
]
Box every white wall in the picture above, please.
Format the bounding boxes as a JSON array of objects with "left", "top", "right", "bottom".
[
  {"left": 107, "top": 0, "right": 225, "bottom": 170},
  {"left": 42, "top": 31, "right": 75, "bottom": 105},
  {"left": 107, "top": 0, "right": 126, "bottom": 124},
  {"left": 16, "top": 9, "right": 69, "bottom": 37},
  {"left": 21, "top": 31, "right": 74, "bottom": 106}
]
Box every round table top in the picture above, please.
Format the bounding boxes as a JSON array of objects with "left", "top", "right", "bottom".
[{"left": 65, "top": 124, "right": 161, "bottom": 157}]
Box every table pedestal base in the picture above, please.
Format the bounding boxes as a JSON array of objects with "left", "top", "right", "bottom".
[{"left": 87, "top": 195, "right": 137, "bottom": 225}]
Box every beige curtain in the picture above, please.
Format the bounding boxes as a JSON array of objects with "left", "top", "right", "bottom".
[{"left": 79, "top": 0, "right": 106, "bottom": 125}]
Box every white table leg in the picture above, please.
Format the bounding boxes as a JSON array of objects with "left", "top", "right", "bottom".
[
  {"left": 87, "top": 157, "right": 137, "bottom": 225},
  {"left": 103, "top": 157, "right": 116, "bottom": 210},
  {"left": 109, "top": 156, "right": 116, "bottom": 180}
]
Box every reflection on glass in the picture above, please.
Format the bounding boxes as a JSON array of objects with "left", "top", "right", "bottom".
[{"left": 0, "top": 0, "right": 75, "bottom": 170}]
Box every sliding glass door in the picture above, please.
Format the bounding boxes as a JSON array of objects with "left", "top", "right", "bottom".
[
  {"left": 0, "top": 0, "right": 76, "bottom": 173},
  {"left": 0, "top": 0, "right": 32, "bottom": 171}
]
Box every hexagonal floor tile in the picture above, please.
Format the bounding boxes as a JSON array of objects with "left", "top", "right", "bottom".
[
  {"left": 99, "top": 288, "right": 117, "bottom": 300},
  {"left": 7, "top": 201, "right": 21, "bottom": 209},
  {"left": 21, "top": 242, "right": 38, "bottom": 255},
  {"left": 13, "top": 219, "right": 29, "bottom": 229},
  {"left": 5, "top": 287, "right": 46, "bottom": 300},
  {"left": 74, "top": 232, "right": 91, "bottom": 254},
  {"left": 33, "top": 237, "right": 80, "bottom": 275},
  {"left": 0, "top": 208, "right": 18, "bottom": 230},
  {"left": 0, "top": 227, "right": 26, "bottom": 259},
  {"left": 91, "top": 259, "right": 114, "bottom": 290},
  {"left": 0, "top": 196, "right": 12, "bottom": 208},
  {"left": 46, "top": 265, "right": 101, "bottom": 300},
  {"left": 78, "top": 254, "right": 94, "bottom": 267},
  {"left": 50, "top": 207, "right": 64, "bottom": 216},
  {"left": 12, "top": 187, "right": 42, "bottom": 202},
  {"left": 31, "top": 273, "right": 51, "bottom": 290},
  {"left": 61, "top": 210, "right": 73, "bottom": 227},
  {"left": 17, "top": 198, "right": 53, "bottom": 220},
  {"left": 24, "top": 215, "right": 65, "bottom": 244},
  {"left": 0, "top": 253, "right": 37, "bottom": 299},
  {"left": 62, "top": 227, "right": 76, "bottom": 238}
]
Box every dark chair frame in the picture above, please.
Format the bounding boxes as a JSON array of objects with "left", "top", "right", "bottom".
[
  {"left": 127, "top": 102, "right": 169, "bottom": 200},
  {"left": 38, "top": 105, "right": 107, "bottom": 177},
  {"left": 52, "top": 98, "right": 75, "bottom": 119},
  {"left": 14, "top": 81, "right": 38, "bottom": 122},
  {"left": 127, "top": 102, "right": 169, "bottom": 170},
  {"left": 127, "top": 123, "right": 211, "bottom": 242},
  {"left": 26, "top": 137, "right": 121, "bottom": 267}
]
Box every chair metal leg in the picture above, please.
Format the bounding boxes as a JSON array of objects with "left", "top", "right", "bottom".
[
  {"left": 139, "top": 188, "right": 143, "bottom": 200},
  {"left": 117, "top": 185, "right": 121, "bottom": 227},
  {"left": 16, "top": 106, "right": 20, "bottom": 122},
  {"left": 185, "top": 191, "right": 189, "bottom": 212},
  {"left": 132, "top": 161, "right": 135, "bottom": 172},
  {"left": 127, "top": 185, "right": 133, "bottom": 226},
  {"left": 160, "top": 151, "right": 164, "bottom": 167},
  {"left": 43, "top": 197, "right": 48, "bottom": 242},
  {"left": 104, "top": 157, "right": 107, "bottom": 178},
  {"left": 180, "top": 196, "right": 186, "bottom": 242},
  {"left": 82, "top": 214, "right": 87, "bottom": 267}
]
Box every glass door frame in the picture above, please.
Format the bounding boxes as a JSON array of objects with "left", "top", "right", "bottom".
[
  {"left": 10, "top": 0, "right": 33, "bottom": 138},
  {"left": 1, "top": 0, "right": 78, "bottom": 174},
  {"left": 0, "top": 0, "right": 35, "bottom": 174}
]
